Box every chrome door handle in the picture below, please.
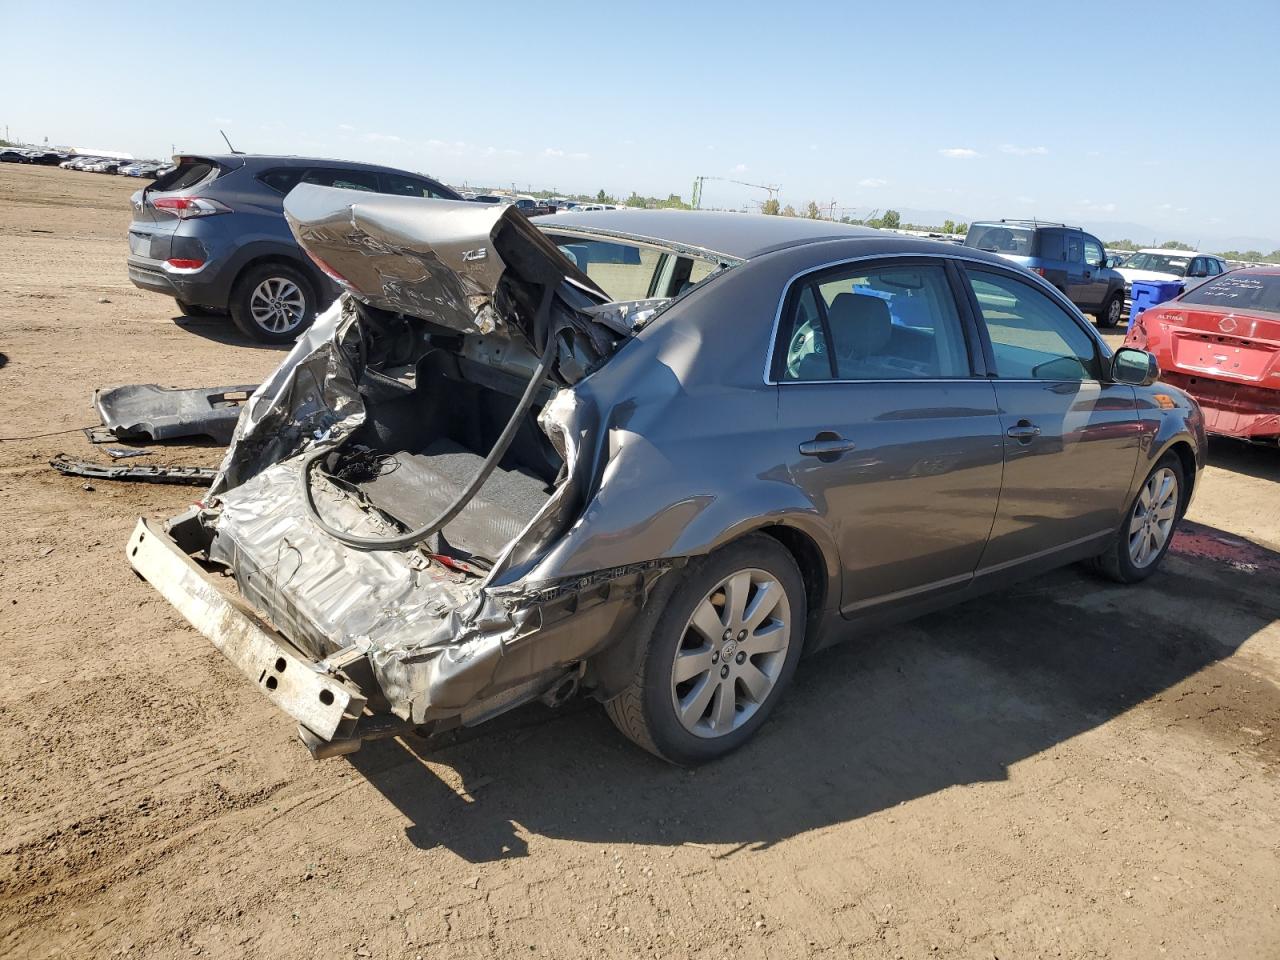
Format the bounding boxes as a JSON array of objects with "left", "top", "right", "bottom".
[
  {"left": 799, "top": 436, "right": 857, "bottom": 458},
  {"left": 1006, "top": 421, "right": 1041, "bottom": 441}
]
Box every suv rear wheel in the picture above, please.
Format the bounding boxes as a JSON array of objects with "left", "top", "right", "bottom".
[
  {"left": 605, "top": 535, "right": 806, "bottom": 765},
  {"left": 229, "top": 262, "right": 315, "bottom": 344}
]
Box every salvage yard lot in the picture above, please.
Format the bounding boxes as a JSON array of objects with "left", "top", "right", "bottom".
[{"left": 1, "top": 163, "right": 1278, "bottom": 959}]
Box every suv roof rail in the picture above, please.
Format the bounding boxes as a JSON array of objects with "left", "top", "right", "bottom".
[{"left": 994, "top": 218, "right": 1080, "bottom": 230}]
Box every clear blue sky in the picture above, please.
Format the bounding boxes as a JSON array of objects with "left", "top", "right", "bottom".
[{"left": 4, "top": 0, "right": 1277, "bottom": 247}]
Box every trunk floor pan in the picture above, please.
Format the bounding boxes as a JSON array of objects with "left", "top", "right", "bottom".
[{"left": 356, "top": 440, "right": 553, "bottom": 561}]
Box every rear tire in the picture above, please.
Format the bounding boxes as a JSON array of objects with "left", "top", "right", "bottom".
[
  {"left": 604, "top": 534, "right": 807, "bottom": 765},
  {"left": 228, "top": 262, "right": 315, "bottom": 344},
  {"left": 1091, "top": 453, "right": 1184, "bottom": 583}
]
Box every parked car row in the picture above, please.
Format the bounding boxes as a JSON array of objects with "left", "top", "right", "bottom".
[
  {"left": 57, "top": 155, "right": 173, "bottom": 177},
  {"left": 1, "top": 147, "right": 73, "bottom": 164}
]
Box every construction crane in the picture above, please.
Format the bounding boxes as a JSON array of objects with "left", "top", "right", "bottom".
[{"left": 691, "top": 175, "right": 780, "bottom": 210}]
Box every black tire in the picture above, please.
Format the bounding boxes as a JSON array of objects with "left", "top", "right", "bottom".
[
  {"left": 1097, "top": 291, "right": 1124, "bottom": 328},
  {"left": 604, "top": 534, "right": 807, "bottom": 765},
  {"left": 1091, "top": 453, "right": 1185, "bottom": 583},
  {"left": 228, "top": 262, "right": 316, "bottom": 344},
  {"left": 175, "top": 299, "right": 222, "bottom": 318}
]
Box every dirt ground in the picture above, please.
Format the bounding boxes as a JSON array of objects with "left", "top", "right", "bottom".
[{"left": 1, "top": 163, "right": 1277, "bottom": 960}]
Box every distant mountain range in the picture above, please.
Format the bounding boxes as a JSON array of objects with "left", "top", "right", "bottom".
[{"left": 883, "top": 207, "right": 1278, "bottom": 254}]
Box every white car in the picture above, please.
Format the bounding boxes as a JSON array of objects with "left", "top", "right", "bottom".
[{"left": 1115, "top": 249, "right": 1229, "bottom": 310}]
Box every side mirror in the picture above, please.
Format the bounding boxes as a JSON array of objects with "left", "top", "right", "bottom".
[{"left": 1112, "top": 347, "right": 1159, "bottom": 386}]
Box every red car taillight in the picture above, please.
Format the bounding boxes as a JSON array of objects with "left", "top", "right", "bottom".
[
  {"left": 152, "top": 196, "right": 231, "bottom": 219},
  {"left": 166, "top": 258, "right": 205, "bottom": 270},
  {"left": 1032, "top": 267, "right": 1047, "bottom": 277}
]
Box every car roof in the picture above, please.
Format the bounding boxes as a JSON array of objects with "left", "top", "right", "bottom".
[
  {"left": 543, "top": 209, "right": 882, "bottom": 260},
  {"left": 1136, "top": 247, "right": 1203, "bottom": 255},
  {"left": 187, "top": 153, "right": 447, "bottom": 181}
]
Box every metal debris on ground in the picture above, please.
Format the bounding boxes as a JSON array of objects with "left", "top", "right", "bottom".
[
  {"left": 49, "top": 454, "right": 216, "bottom": 486},
  {"left": 106, "top": 448, "right": 151, "bottom": 459}
]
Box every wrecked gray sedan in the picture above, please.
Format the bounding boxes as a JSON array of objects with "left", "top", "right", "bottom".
[{"left": 128, "top": 189, "right": 1205, "bottom": 764}]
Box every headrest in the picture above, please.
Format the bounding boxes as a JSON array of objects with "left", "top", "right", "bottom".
[{"left": 826, "top": 292, "right": 892, "bottom": 359}]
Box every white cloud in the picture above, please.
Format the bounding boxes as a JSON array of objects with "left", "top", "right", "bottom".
[
  {"left": 338, "top": 123, "right": 356, "bottom": 132},
  {"left": 939, "top": 147, "right": 980, "bottom": 159},
  {"left": 542, "top": 146, "right": 589, "bottom": 159},
  {"left": 214, "top": 117, "right": 233, "bottom": 125},
  {"left": 730, "top": 163, "right": 749, "bottom": 173},
  {"left": 858, "top": 178, "right": 887, "bottom": 188},
  {"left": 1015, "top": 195, "right": 1036, "bottom": 204},
  {"left": 999, "top": 144, "right": 1048, "bottom": 156},
  {"left": 1075, "top": 199, "right": 1117, "bottom": 214}
]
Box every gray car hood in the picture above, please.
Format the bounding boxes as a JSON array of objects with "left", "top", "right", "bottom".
[{"left": 283, "top": 184, "right": 606, "bottom": 346}]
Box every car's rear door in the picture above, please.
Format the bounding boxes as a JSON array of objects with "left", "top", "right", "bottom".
[
  {"left": 960, "top": 265, "right": 1142, "bottom": 574},
  {"left": 772, "top": 257, "right": 1005, "bottom": 615}
]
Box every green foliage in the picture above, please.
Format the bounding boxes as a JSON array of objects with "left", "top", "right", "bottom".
[
  {"left": 804, "top": 201, "right": 821, "bottom": 219},
  {"left": 1105, "top": 239, "right": 1140, "bottom": 251},
  {"left": 955, "top": 222, "right": 968, "bottom": 234},
  {"left": 880, "top": 209, "right": 901, "bottom": 230},
  {"left": 1159, "top": 240, "right": 1194, "bottom": 251},
  {"left": 596, "top": 189, "right": 610, "bottom": 203},
  {"left": 781, "top": 204, "right": 797, "bottom": 217},
  {"left": 942, "top": 219, "right": 956, "bottom": 234},
  {"left": 761, "top": 198, "right": 780, "bottom": 216},
  {"left": 1216, "top": 249, "right": 1280, "bottom": 263},
  {"left": 625, "top": 192, "right": 646, "bottom": 208}
]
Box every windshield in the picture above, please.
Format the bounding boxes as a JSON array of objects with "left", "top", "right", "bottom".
[
  {"left": 965, "top": 223, "right": 1035, "bottom": 256},
  {"left": 1121, "top": 252, "right": 1190, "bottom": 276},
  {"left": 1180, "top": 273, "right": 1280, "bottom": 315}
]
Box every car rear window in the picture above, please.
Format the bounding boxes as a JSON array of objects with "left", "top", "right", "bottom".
[
  {"left": 965, "top": 223, "right": 1035, "bottom": 256},
  {"left": 1179, "top": 273, "right": 1280, "bottom": 315},
  {"left": 151, "top": 158, "right": 219, "bottom": 193}
]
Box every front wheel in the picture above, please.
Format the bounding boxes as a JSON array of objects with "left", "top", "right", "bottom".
[
  {"left": 229, "top": 263, "right": 315, "bottom": 344},
  {"left": 1091, "top": 454, "right": 1184, "bottom": 583},
  {"left": 605, "top": 534, "right": 807, "bottom": 765}
]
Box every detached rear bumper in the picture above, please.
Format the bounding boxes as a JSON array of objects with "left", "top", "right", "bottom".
[{"left": 126, "top": 518, "right": 368, "bottom": 745}]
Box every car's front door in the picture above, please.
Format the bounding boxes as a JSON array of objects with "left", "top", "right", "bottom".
[
  {"left": 961, "top": 266, "right": 1142, "bottom": 572},
  {"left": 772, "top": 258, "right": 1005, "bottom": 614},
  {"left": 1081, "top": 234, "right": 1110, "bottom": 309}
]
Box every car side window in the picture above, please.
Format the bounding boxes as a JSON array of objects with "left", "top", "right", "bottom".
[
  {"left": 549, "top": 237, "right": 664, "bottom": 301},
  {"left": 1066, "top": 234, "right": 1083, "bottom": 263},
  {"left": 381, "top": 173, "right": 446, "bottom": 198},
  {"left": 1083, "top": 236, "right": 1104, "bottom": 267},
  {"left": 258, "top": 168, "right": 304, "bottom": 194},
  {"left": 301, "top": 168, "right": 378, "bottom": 192},
  {"left": 966, "top": 269, "right": 1102, "bottom": 381},
  {"left": 776, "top": 263, "right": 970, "bottom": 381}
]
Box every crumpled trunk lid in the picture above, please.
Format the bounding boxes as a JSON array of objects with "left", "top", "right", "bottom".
[{"left": 283, "top": 184, "right": 606, "bottom": 348}]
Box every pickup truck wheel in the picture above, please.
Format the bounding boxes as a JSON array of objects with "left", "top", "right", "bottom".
[
  {"left": 1098, "top": 291, "right": 1124, "bottom": 328},
  {"left": 1090, "top": 453, "right": 1184, "bottom": 583},
  {"left": 604, "top": 535, "right": 806, "bottom": 765},
  {"left": 229, "top": 263, "right": 315, "bottom": 344}
]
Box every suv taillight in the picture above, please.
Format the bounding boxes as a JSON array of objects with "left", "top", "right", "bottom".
[
  {"left": 1031, "top": 267, "right": 1047, "bottom": 277},
  {"left": 151, "top": 196, "right": 231, "bottom": 219}
]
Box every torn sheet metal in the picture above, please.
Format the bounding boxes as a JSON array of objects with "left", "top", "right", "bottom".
[
  {"left": 51, "top": 455, "right": 215, "bottom": 485},
  {"left": 94, "top": 383, "right": 258, "bottom": 445}
]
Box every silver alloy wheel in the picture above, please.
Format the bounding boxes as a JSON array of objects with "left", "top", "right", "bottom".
[
  {"left": 669, "top": 567, "right": 791, "bottom": 739},
  {"left": 1107, "top": 296, "right": 1122, "bottom": 324},
  {"left": 1128, "top": 466, "right": 1179, "bottom": 568},
  {"left": 249, "top": 277, "right": 306, "bottom": 334}
]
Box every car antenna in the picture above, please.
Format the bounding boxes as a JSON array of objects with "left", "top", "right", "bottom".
[{"left": 219, "top": 129, "right": 244, "bottom": 155}]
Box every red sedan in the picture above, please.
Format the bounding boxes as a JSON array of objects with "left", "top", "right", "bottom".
[{"left": 1125, "top": 267, "right": 1280, "bottom": 442}]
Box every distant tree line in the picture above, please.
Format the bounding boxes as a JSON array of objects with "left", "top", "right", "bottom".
[{"left": 1104, "top": 238, "right": 1280, "bottom": 263}]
